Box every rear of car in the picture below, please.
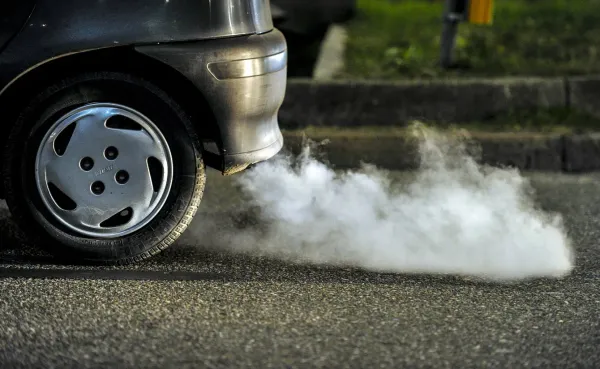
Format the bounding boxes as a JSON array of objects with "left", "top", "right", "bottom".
[{"left": 0, "top": 0, "right": 288, "bottom": 264}]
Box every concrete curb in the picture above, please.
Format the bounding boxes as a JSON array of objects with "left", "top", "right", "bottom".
[
  {"left": 281, "top": 131, "right": 600, "bottom": 172},
  {"left": 312, "top": 25, "right": 348, "bottom": 80},
  {"left": 279, "top": 76, "right": 600, "bottom": 129}
]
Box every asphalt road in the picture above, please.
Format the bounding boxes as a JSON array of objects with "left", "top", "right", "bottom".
[{"left": 0, "top": 170, "right": 599, "bottom": 369}]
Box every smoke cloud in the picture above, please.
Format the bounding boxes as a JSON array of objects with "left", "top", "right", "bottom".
[{"left": 188, "top": 124, "right": 574, "bottom": 282}]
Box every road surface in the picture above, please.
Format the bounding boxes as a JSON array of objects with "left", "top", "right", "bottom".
[{"left": 0, "top": 170, "right": 599, "bottom": 369}]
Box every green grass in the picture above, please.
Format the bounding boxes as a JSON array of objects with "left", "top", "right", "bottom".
[
  {"left": 282, "top": 108, "right": 600, "bottom": 135},
  {"left": 342, "top": 0, "right": 600, "bottom": 79}
]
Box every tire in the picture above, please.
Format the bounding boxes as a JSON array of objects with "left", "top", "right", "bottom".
[{"left": 2, "top": 72, "right": 206, "bottom": 265}]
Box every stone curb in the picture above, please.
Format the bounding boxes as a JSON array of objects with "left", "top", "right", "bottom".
[
  {"left": 280, "top": 131, "right": 600, "bottom": 172},
  {"left": 312, "top": 25, "right": 348, "bottom": 80},
  {"left": 279, "top": 75, "right": 600, "bottom": 129}
]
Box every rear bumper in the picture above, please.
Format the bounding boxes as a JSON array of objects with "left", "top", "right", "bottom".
[{"left": 135, "top": 30, "right": 287, "bottom": 175}]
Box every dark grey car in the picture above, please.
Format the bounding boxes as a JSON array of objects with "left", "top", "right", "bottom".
[{"left": 0, "top": 0, "right": 287, "bottom": 264}]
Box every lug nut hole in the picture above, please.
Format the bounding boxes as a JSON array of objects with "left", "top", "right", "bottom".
[
  {"left": 80, "top": 157, "right": 94, "bottom": 171},
  {"left": 104, "top": 146, "right": 119, "bottom": 160},
  {"left": 115, "top": 170, "right": 129, "bottom": 184},
  {"left": 91, "top": 181, "right": 105, "bottom": 195}
]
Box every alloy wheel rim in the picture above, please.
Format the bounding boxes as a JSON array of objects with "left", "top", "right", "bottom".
[{"left": 34, "top": 102, "right": 174, "bottom": 238}]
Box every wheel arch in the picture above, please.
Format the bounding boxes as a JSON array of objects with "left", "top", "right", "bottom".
[{"left": 0, "top": 46, "right": 223, "bottom": 198}]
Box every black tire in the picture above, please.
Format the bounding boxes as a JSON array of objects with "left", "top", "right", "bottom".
[{"left": 2, "top": 72, "right": 205, "bottom": 265}]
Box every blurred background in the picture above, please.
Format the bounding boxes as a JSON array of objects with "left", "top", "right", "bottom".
[
  {"left": 273, "top": 0, "right": 600, "bottom": 79},
  {"left": 271, "top": 0, "right": 357, "bottom": 77}
]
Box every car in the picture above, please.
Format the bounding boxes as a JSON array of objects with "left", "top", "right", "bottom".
[
  {"left": 271, "top": 0, "right": 356, "bottom": 76},
  {"left": 0, "top": 0, "right": 288, "bottom": 264}
]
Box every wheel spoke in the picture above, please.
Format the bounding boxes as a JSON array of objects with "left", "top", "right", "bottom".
[
  {"left": 61, "top": 112, "right": 111, "bottom": 160},
  {"left": 44, "top": 159, "right": 87, "bottom": 207},
  {"left": 108, "top": 127, "right": 168, "bottom": 161},
  {"left": 67, "top": 203, "right": 125, "bottom": 229}
]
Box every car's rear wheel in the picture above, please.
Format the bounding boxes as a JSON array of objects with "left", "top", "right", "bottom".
[{"left": 2, "top": 72, "right": 205, "bottom": 264}]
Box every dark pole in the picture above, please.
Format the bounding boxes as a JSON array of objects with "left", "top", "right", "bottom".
[{"left": 440, "top": 0, "right": 466, "bottom": 69}]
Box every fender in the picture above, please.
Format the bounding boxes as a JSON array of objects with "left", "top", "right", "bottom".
[
  {"left": 0, "top": 0, "right": 273, "bottom": 93},
  {"left": 0, "top": 1, "right": 35, "bottom": 52}
]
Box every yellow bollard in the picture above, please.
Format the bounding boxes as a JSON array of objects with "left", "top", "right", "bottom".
[{"left": 467, "top": 0, "right": 494, "bottom": 25}]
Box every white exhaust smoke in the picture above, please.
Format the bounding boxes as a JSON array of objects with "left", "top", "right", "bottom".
[{"left": 193, "top": 124, "right": 574, "bottom": 282}]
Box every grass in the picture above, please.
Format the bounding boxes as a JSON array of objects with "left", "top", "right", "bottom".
[
  {"left": 282, "top": 108, "right": 600, "bottom": 136},
  {"left": 341, "top": 0, "right": 600, "bottom": 79}
]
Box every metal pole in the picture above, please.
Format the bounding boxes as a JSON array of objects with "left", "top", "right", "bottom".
[{"left": 440, "top": 0, "right": 465, "bottom": 69}]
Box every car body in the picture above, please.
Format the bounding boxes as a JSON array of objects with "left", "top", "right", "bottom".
[
  {"left": 1, "top": 0, "right": 287, "bottom": 177},
  {"left": 0, "top": 0, "right": 287, "bottom": 264}
]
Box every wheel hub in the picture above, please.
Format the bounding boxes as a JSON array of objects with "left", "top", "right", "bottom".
[{"left": 34, "top": 103, "right": 174, "bottom": 238}]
